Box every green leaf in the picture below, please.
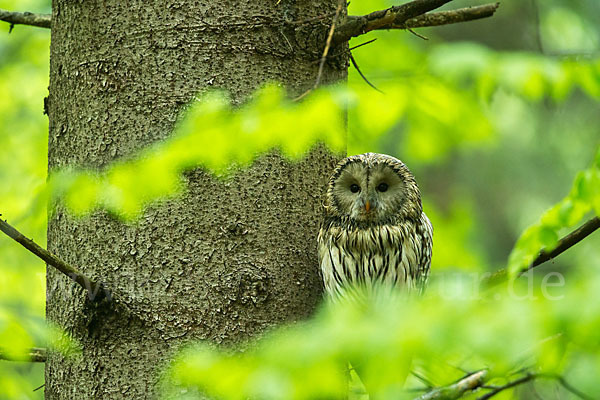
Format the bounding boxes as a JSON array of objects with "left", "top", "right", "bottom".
[{"left": 508, "top": 147, "right": 600, "bottom": 277}]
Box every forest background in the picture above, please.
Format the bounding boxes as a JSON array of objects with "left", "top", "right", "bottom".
[{"left": 1, "top": 0, "right": 599, "bottom": 398}]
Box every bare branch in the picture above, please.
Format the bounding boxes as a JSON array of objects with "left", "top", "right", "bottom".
[
  {"left": 334, "top": 0, "right": 453, "bottom": 43},
  {"left": 0, "top": 347, "right": 47, "bottom": 363},
  {"left": 0, "top": 8, "right": 50, "bottom": 30},
  {"left": 477, "top": 373, "right": 594, "bottom": 400},
  {"left": 554, "top": 376, "right": 594, "bottom": 400},
  {"left": 0, "top": 3, "right": 500, "bottom": 36},
  {"left": 415, "top": 369, "right": 594, "bottom": 400},
  {"left": 0, "top": 216, "right": 110, "bottom": 302},
  {"left": 0, "top": 3, "right": 500, "bottom": 39},
  {"left": 396, "top": 4, "right": 500, "bottom": 30},
  {"left": 476, "top": 374, "right": 534, "bottom": 400},
  {"left": 414, "top": 370, "right": 488, "bottom": 400},
  {"left": 527, "top": 216, "right": 600, "bottom": 269},
  {"left": 411, "top": 370, "right": 435, "bottom": 389},
  {"left": 536, "top": 374, "right": 595, "bottom": 400},
  {"left": 481, "top": 216, "right": 600, "bottom": 288}
]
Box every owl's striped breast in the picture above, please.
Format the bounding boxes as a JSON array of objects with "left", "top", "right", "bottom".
[{"left": 318, "top": 218, "right": 430, "bottom": 298}]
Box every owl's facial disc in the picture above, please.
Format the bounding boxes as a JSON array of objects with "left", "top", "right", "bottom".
[{"left": 331, "top": 162, "right": 407, "bottom": 223}]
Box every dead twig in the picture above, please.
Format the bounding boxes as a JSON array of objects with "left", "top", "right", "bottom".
[
  {"left": 0, "top": 8, "right": 50, "bottom": 30},
  {"left": 397, "top": 3, "right": 500, "bottom": 30},
  {"left": 0, "top": 347, "right": 47, "bottom": 363},
  {"left": 414, "top": 370, "right": 488, "bottom": 400},
  {"left": 0, "top": 215, "right": 110, "bottom": 302},
  {"left": 536, "top": 374, "right": 594, "bottom": 400},
  {"left": 334, "top": 0, "right": 453, "bottom": 43},
  {"left": 0, "top": 3, "right": 500, "bottom": 37},
  {"left": 294, "top": 0, "right": 344, "bottom": 101},
  {"left": 350, "top": 38, "right": 378, "bottom": 51},
  {"left": 349, "top": 53, "right": 383, "bottom": 93},
  {"left": 334, "top": 1, "right": 500, "bottom": 43},
  {"left": 476, "top": 374, "right": 534, "bottom": 400},
  {"left": 407, "top": 27, "right": 429, "bottom": 40}
]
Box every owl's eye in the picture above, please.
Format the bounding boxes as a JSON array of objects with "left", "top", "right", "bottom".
[
  {"left": 377, "top": 182, "right": 389, "bottom": 192},
  {"left": 350, "top": 184, "right": 361, "bottom": 193}
]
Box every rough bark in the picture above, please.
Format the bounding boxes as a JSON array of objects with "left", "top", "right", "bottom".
[{"left": 46, "top": 0, "right": 347, "bottom": 398}]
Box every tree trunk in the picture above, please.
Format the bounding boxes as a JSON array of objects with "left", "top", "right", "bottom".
[{"left": 46, "top": 1, "right": 347, "bottom": 398}]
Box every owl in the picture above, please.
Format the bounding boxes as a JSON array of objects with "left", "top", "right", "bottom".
[{"left": 318, "top": 153, "right": 433, "bottom": 298}]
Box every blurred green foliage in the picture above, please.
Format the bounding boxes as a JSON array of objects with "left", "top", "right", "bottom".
[
  {"left": 165, "top": 275, "right": 600, "bottom": 399},
  {"left": 508, "top": 149, "right": 600, "bottom": 277},
  {"left": 1, "top": 0, "right": 600, "bottom": 398},
  {"left": 0, "top": 0, "right": 50, "bottom": 398},
  {"left": 49, "top": 86, "right": 346, "bottom": 218}
]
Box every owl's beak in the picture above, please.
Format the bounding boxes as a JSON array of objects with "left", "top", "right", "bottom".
[{"left": 365, "top": 201, "right": 371, "bottom": 212}]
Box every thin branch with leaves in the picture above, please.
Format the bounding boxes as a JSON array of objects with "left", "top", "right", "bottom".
[{"left": 481, "top": 216, "right": 600, "bottom": 288}]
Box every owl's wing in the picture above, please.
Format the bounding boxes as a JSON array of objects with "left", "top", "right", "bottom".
[
  {"left": 317, "top": 225, "right": 341, "bottom": 297},
  {"left": 416, "top": 212, "right": 433, "bottom": 293}
]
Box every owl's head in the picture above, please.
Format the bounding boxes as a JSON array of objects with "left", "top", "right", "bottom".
[{"left": 325, "top": 153, "right": 423, "bottom": 224}]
